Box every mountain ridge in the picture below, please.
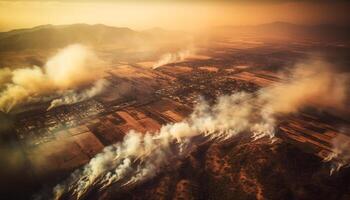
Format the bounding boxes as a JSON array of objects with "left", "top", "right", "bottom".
[
  {"left": 1, "top": 22, "right": 349, "bottom": 51},
  {"left": 0, "top": 23, "right": 147, "bottom": 51}
]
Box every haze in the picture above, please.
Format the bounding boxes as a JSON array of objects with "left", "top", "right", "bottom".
[{"left": 1, "top": 0, "right": 350, "bottom": 31}]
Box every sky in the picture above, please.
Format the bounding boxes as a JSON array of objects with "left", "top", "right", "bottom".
[{"left": 0, "top": 0, "right": 349, "bottom": 31}]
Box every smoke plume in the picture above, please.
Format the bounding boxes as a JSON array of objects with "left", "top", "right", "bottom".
[
  {"left": 47, "top": 79, "right": 110, "bottom": 110},
  {"left": 50, "top": 59, "right": 348, "bottom": 199},
  {"left": 324, "top": 128, "right": 350, "bottom": 175},
  {"left": 153, "top": 47, "right": 195, "bottom": 69},
  {"left": 0, "top": 44, "right": 107, "bottom": 112},
  {"left": 260, "top": 59, "right": 347, "bottom": 114}
]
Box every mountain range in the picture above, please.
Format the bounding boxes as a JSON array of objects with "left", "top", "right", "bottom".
[{"left": 0, "top": 22, "right": 349, "bottom": 51}]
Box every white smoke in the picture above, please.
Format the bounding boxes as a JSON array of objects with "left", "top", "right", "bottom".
[
  {"left": 47, "top": 79, "right": 110, "bottom": 110},
  {"left": 259, "top": 59, "right": 347, "bottom": 114},
  {"left": 324, "top": 129, "right": 350, "bottom": 175},
  {"left": 153, "top": 47, "right": 195, "bottom": 69},
  {"left": 0, "top": 44, "right": 107, "bottom": 112}
]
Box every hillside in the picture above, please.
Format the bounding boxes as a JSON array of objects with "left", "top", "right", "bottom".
[{"left": 0, "top": 24, "right": 150, "bottom": 51}]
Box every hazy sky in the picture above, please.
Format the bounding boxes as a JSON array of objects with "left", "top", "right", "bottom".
[{"left": 0, "top": 0, "right": 349, "bottom": 31}]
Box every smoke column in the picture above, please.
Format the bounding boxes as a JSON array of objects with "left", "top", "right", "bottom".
[
  {"left": 0, "top": 44, "right": 107, "bottom": 112},
  {"left": 153, "top": 47, "right": 195, "bottom": 69},
  {"left": 259, "top": 60, "right": 347, "bottom": 114},
  {"left": 324, "top": 127, "right": 350, "bottom": 175},
  {"left": 51, "top": 60, "right": 347, "bottom": 200},
  {"left": 47, "top": 79, "right": 110, "bottom": 110}
]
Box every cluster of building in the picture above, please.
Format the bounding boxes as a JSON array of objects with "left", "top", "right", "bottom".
[
  {"left": 157, "top": 63, "right": 349, "bottom": 162},
  {"left": 15, "top": 100, "right": 105, "bottom": 146},
  {"left": 155, "top": 64, "right": 259, "bottom": 105},
  {"left": 15, "top": 94, "right": 190, "bottom": 182}
]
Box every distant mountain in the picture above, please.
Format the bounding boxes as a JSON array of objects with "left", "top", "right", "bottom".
[
  {"left": 216, "top": 22, "right": 350, "bottom": 41},
  {"left": 0, "top": 24, "right": 158, "bottom": 51},
  {"left": 1, "top": 22, "right": 349, "bottom": 51}
]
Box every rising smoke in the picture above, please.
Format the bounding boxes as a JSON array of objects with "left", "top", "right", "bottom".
[
  {"left": 51, "top": 59, "right": 347, "bottom": 200},
  {"left": 47, "top": 79, "right": 110, "bottom": 110},
  {"left": 324, "top": 127, "right": 350, "bottom": 175},
  {"left": 152, "top": 47, "right": 195, "bottom": 69},
  {"left": 0, "top": 44, "right": 108, "bottom": 112},
  {"left": 260, "top": 60, "right": 347, "bottom": 114}
]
